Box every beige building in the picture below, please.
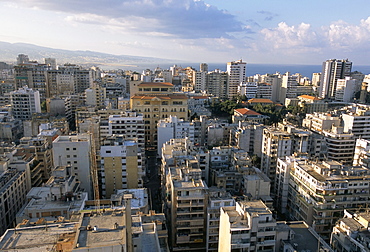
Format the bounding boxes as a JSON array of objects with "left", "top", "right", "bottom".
[
  {"left": 0, "top": 209, "right": 169, "bottom": 252},
  {"left": 331, "top": 210, "right": 370, "bottom": 252},
  {"left": 218, "top": 200, "right": 276, "bottom": 252},
  {"left": 303, "top": 112, "right": 341, "bottom": 133},
  {"left": 297, "top": 95, "right": 328, "bottom": 113},
  {"left": 100, "top": 136, "right": 143, "bottom": 198},
  {"left": 206, "top": 188, "right": 236, "bottom": 251},
  {"left": 288, "top": 159, "right": 370, "bottom": 240},
  {"left": 130, "top": 82, "right": 188, "bottom": 148},
  {"left": 166, "top": 167, "right": 208, "bottom": 251}
]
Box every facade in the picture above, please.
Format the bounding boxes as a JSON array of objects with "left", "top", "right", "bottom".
[
  {"left": 85, "top": 83, "right": 107, "bottom": 108},
  {"left": 107, "top": 111, "right": 145, "bottom": 150},
  {"left": 230, "top": 121, "right": 264, "bottom": 156},
  {"left": 218, "top": 200, "right": 276, "bottom": 252},
  {"left": 52, "top": 134, "right": 92, "bottom": 198},
  {"left": 10, "top": 86, "right": 41, "bottom": 120},
  {"left": 100, "top": 137, "right": 144, "bottom": 198},
  {"left": 303, "top": 112, "right": 341, "bottom": 133},
  {"left": 261, "top": 124, "right": 310, "bottom": 191},
  {"left": 206, "top": 188, "right": 235, "bottom": 251},
  {"left": 288, "top": 160, "right": 370, "bottom": 240},
  {"left": 206, "top": 70, "right": 228, "bottom": 99},
  {"left": 319, "top": 59, "right": 352, "bottom": 99},
  {"left": 165, "top": 167, "right": 208, "bottom": 251},
  {"left": 322, "top": 126, "right": 355, "bottom": 165},
  {"left": 130, "top": 82, "right": 188, "bottom": 148},
  {"left": 335, "top": 77, "right": 357, "bottom": 102},
  {"left": 14, "top": 62, "right": 50, "bottom": 100},
  {"left": 0, "top": 168, "right": 28, "bottom": 236},
  {"left": 157, "top": 116, "right": 204, "bottom": 156},
  {"left": 331, "top": 211, "right": 370, "bottom": 252},
  {"left": 227, "top": 60, "right": 247, "bottom": 99},
  {"left": 353, "top": 138, "right": 370, "bottom": 167},
  {"left": 342, "top": 104, "right": 370, "bottom": 141}
]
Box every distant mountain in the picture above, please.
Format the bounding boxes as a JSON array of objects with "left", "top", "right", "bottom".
[{"left": 0, "top": 41, "right": 178, "bottom": 69}]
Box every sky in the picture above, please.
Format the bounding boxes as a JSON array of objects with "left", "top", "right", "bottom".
[{"left": 1, "top": 0, "right": 370, "bottom": 65}]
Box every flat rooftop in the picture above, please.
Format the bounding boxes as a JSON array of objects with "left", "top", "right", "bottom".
[
  {"left": 0, "top": 223, "right": 78, "bottom": 251},
  {"left": 76, "top": 211, "right": 126, "bottom": 249}
]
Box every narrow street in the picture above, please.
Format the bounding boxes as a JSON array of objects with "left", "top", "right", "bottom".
[{"left": 144, "top": 151, "right": 162, "bottom": 213}]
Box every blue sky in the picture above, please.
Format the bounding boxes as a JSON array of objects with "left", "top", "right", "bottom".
[{"left": 1, "top": 0, "right": 370, "bottom": 65}]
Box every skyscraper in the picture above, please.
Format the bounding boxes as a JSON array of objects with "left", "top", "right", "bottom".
[
  {"left": 319, "top": 59, "right": 352, "bottom": 99},
  {"left": 227, "top": 60, "right": 246, "bottom": 99}
]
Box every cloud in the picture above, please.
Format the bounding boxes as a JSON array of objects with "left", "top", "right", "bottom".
[
  {"left": 261, "top": 22, "right": 319, "bottom": 50},
  {"left": 257, "top": 10, "right": 278, "bottom": 21},
  {"left": 261, "top": 18, "right": 370, "bottom": 50},
  {"left": 7, "top": 0, "right": 245, "bottom": 39},
  {"left": 324, "top": 18, "right": 370, "bottom": 50}
]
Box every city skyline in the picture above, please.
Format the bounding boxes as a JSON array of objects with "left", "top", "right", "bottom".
[{"left": 1, "top": 0, "right": 370, "bottom": 65}]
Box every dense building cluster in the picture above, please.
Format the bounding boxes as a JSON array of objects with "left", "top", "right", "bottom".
[{"left": 0, "top": 55, "right": 370, "bottom": 251}]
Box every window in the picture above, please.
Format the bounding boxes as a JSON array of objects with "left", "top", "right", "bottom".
[
  {"left": 173, "top": 101, "right": 183, "bottom": 105},
  {"left": 72, "top": 148, "right": 76, "bottom": 151}
]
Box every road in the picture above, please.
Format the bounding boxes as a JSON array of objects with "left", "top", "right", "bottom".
[{"left": 144, "top": 151, "right": 162, "bottom": 213}]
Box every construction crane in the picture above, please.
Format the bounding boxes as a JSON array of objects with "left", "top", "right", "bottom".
[{"left": 89, "top": 122, "right": 100, "bottom": 213}]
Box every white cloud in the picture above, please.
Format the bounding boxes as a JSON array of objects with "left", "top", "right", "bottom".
[
  {"left": 261, "top": 22, "right": 318, "bottom": 50},
  {"left": 5, "top": 0, "right": 245, "bottom": 39},
  {"left": 259, "top": 17, "right": 370, "bottom": 59}
]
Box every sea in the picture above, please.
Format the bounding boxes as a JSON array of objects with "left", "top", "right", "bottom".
[{"left": 127, "top": 62, "right": 370, "bottom": 79}]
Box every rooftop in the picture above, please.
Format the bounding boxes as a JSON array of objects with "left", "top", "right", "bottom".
[
  {"left": 0, "top": 223, "right": 78, "bottom": 251},
  {"left": 247, "top": 98, "right": 274, "bottom": 104},
  {"left": 138, "top": 82, "right": 174, "bottom": 87},
  {"left": 234, "top": 108, "right": 261, "bottom": 116},
  {"left": 298, "top": 94, "right": 320, "bottom": 100}
]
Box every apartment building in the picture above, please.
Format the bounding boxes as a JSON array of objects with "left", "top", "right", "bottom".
[
  {"left": 106, "top": 111, "right": 145, "bottom": 150},
  {"left": 100, "top": 136, "right": 143, "bottom": 198},
  {"left": 165, "top": 166, "right": 208, "bottom": 251},
  {"left": 130, "top": 82, "right": 188, "bottom": 149},
  {"left": 288, "top": 159, "right": 370, "bottom": 240},
  {"left": 331, "top": 211, "right": 370, "bottom": 252},
  {"left": 0, "top": 167, "right": 28, "bottom": 236},
  {"left": 227, "top": 60, "right": 247, "bottom": 99},
  {"left": 52, "top": 134, "right": 92, "bottom": 198},
  {"left": 219, "top": 200, "right": 276, "bottom": 252},
  {"left": 342, "top": 104, "right": 370, "bottom": 140},
  {"left": 261, "top": 124, "right": 310, "bottom": 191},
  {"left": 206, "top": 188, "right": 235, "bottom": 251},
  {"left": 10, "top": 86, "right": 41, "bottom": 120}
]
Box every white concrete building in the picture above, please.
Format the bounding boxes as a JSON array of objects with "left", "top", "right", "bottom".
[
  {"left": 10, "top": 86, "right": 41, "bottom": 120},
  {"left": 227, "top": 60, "right": 246, "bottom": 99},
  {"left": 52, "top": 134, "right": 92, "bottom": 198},
  {"left": 335, "top": 77, "right": 357, "bottom": 102},
  {"left": 219, "top": 200, "right": 276, "bottom": 252},
  {"left": 342, "top": 104, "right": 370, "bottom": 140},
  {"left": 319, "top": 59, "right": 352, "bottom": 99}
]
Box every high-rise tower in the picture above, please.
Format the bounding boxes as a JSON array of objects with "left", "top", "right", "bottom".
[
  {"left": 319, "top": 59, "right": 352, "bottom": 99},
  {"left": 227, "top": 60, "right": 246, "bottom": 99}
]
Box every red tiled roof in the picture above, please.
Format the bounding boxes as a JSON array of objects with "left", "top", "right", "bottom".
[
  {"left": 235, "top": 108, "right": 262, "bottom": 116},
  {"left": 191, "top": 96, "right": 209, "bottom": 99},
  {"left": 298, "top": 95, "right": 319, "bottom": 100},
  {"left": 247, "top": 98, "right": 274, "bottom": 104}
]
